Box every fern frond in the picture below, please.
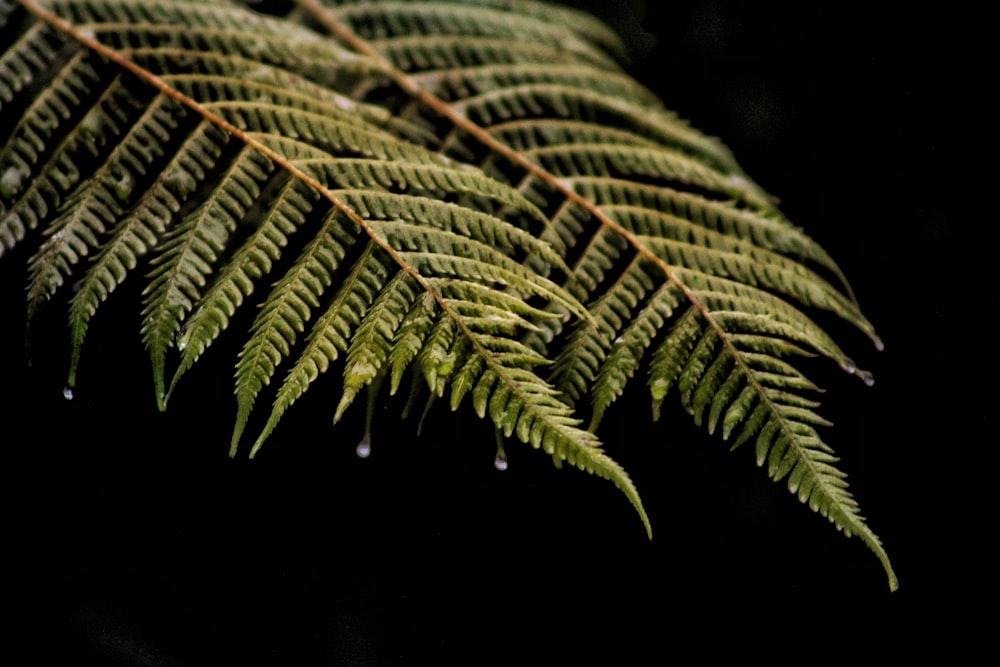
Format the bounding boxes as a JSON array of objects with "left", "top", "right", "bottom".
[
  {"left": 652, "top": 305, "right": 895, "bottom": 588},
  {"left": 1, "top": 46, "right": 107, "bottom": 256},
  {"left": 286, "top": 0, "right": 892, "bottom": 586},
  {"left": 412, "top": 63, "right": 662, "bottom": 108},
  {"left": 231, "top": 208, "right": 362, "bottom": 454},
  {"left": 334, "top": 269, "right": 417, "bottom": 422},
  {"left": 0, "top": 0, "right": 893, "bottom": 588},
  {"left": 569, "top": 178, "right": 860, "bottom": 302},
  {"left": 21, "top": 73, "right": 151, "bottom": 311},
  {"left": 66, "top": 107, "right": 223, "bottom": 388},
  {"left": 140, "top": 144, "right": 270, "bottom": 408},
  {"left": 525, "top": 143, "right": 769, "bottom": 208},
  {"left": 589, "top": 278, "right": 685, "bottom": 429},
  {"left": 456, "top": 86, "right": 741, "bottom": 174},
  {"left": 314, "top": 0, "right": 621, "bottom": 69},
  {"left": 613, "top": 206, "right": 878, "bottom": 343},
  {"left": 168, "top": 173, "right": 312, "bottom": 396}
]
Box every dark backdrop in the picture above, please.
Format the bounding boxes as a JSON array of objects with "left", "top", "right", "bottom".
[{"left": 2, "top": 1, "right": 970, "bottom": 663}]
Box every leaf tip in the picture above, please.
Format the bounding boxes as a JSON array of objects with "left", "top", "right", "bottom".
[{"left": 334, "top": 387, "right": 358, "bottom": 425}]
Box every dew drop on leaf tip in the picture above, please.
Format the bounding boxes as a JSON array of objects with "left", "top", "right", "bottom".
[
  {"left": 355, "top": 438, "right": 371, "bottom": 459},
  {"left": 62, "top": 386, "right": 74, "bottom": 401},
  {"left": 493, "top": 440, "right": 508, "bottom": 471}
]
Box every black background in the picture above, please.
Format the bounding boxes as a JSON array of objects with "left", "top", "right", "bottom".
[{"left": 2, "top": 1, "right": 979, "bottom": 663}]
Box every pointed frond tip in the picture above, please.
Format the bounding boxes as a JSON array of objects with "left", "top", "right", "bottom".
[
  {"left": 639, "top": 306, "right": 896, "bottom": 589},
  {"left": 456, "top": 363, "right": 653, "bottom": 539}
]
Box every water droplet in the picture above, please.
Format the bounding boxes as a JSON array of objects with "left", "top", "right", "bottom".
[
  {"left": 492, "top": 433, "right": 508, "bottom": 471},
  {"left": 858, "top": 370, "right": 875, "bottom": 387},
  {"left": 1, "top": 165, "right": 25, "bottom": 198},
  {"left": 355, "top": 438, "right": 371, "bottom": 458},
  {"left": 334, "top": 95, "right": 356, "bottom": 111},
  {"left": 164, "top": 169, "right": 197, "bottom": 197},
  {"left": 113, "top": 170, "right": 133, "bottom": 201},
  {"left": 62, "top": 386, "right": 74, "bottom": 401}
]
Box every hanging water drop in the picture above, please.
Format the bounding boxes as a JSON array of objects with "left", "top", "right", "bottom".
[
  {"left": 493, "top": 437, "right": 508, "bottom": 471},
  {"left": 355, "top": 438, "right": 371, "bottom": 459},
  {"left": 62, "top": 385, "right": 74, "bottom": 401}
]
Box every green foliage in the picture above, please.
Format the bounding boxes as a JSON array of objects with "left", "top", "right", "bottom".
[{"left": 0, "top": 0, "right": 895, "bottom": 589}]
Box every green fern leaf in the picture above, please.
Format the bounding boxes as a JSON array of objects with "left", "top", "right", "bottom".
[
  {"left": 141, "top": 144, "right": 270, "bottom": 408},
  {"left": 0, "top": 0, "right": 895, "bottom": 590}
]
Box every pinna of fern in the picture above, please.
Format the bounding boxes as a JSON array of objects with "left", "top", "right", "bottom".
[{"left": 0, "top": 0, "right": 895, "bottom": 589}]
